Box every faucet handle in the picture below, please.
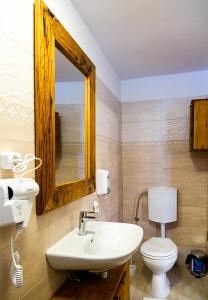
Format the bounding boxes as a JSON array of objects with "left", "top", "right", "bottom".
[{"left": 79, "top": 211, "right": 95, "bottom": 218}]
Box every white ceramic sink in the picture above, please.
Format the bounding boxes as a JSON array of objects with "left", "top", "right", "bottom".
[{"left": 46, "top": 221, "right": 143, "bottom": 271}]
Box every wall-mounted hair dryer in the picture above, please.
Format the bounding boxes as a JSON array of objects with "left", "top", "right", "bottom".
[
  {"left": 0, "top": 152, "right": 41, "bottom": 288},
  {"left": 0, "top": 178, "right": 39, "bottom": 228}
]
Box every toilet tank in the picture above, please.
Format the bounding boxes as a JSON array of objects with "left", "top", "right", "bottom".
[{"left": 148, "top": 186, "right": 177, "bottom": 223}]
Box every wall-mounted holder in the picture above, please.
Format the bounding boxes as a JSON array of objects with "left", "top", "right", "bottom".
[
  {"left": 96, "top": 169, "right": 111, "bottom": 197},
  {"left": 0, "top": 152, "right": 21, "bottom": 170}
]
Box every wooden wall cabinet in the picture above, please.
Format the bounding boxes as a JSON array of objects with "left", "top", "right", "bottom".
[
  {"left": 51, "top": 262, "right": 130, "bottom": 300},
  {"left": 190, "top": 99, "right": 208, "bottom": 151}
]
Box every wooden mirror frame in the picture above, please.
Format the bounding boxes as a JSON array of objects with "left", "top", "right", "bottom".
[{"left": 35, "top": 0, "right": 96, "bottom": 215}]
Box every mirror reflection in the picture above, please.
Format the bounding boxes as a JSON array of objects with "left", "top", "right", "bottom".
[{"left": 55, "top": 47, "right": 85, "bottom": 184}]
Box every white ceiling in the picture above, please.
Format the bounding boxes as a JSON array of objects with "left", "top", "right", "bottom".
[{"left": 71, "top": 0, "right": 208, "bottom": 80}]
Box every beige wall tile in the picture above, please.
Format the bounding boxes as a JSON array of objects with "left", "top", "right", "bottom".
[
  {"left": 122, "top": 186, "right": 148, "bottom": 223},
  {"left": 22, "top": 271, "right": 66, "bottom": 300},
  {"left": 177, "top": 186, "right": 207, "bottom": 208},
  {"left": 123, "top": 200, "right": 149, "bottom": 224},
  {"left": 0, "top": 245, "right": 22, "bottom": 300},
  {"left": 122, "top": 144, "right": 162, "bottom": 168},
  {"left": 0, "top": 139, "right": 34, "bottom": 156},
  {"left": 16, "top": 228, "right": 49, "bottom": 295},
  {"left": 161, "top": 143, "right": 206, "bottom": 169},
  {"left": 48, "top": 216, "right": 71, "bottom": 248},
  {"left": 122, "top": 120, "right": 161, "bottom": 142},
  {"left": 97, "top": 115, "right": 121, "bottom": 141},
  {"left": 96, "top": 137, "right": 122, "bottom": 172},
  {"left": 0, "top": 32, "right": 33, "bottom": 108},
  {"left": 0, "top": 227, "right": 49, "bottom": 299},
  {"left": 162, "top": 118, "right": 189, "bottom": 141},
  {"left": 96, "top": 77, "right": 121, "bottom": 142},
  {"left": 139, "top": 221, "right": 160, "bottom": 241},
  {"left": 0, "top": 226, "right": 13, "bottom": 250},
  {"left": 123, "top": 165, "right": 163, "bottom": 187},
  {"left": 0, "top": 104, "right": 34, "bottom": 142},
  {"left": 162, "top": 98, "right": 191, "bottom": 120},
  {"left": 97, "top": 96, "right": 121, "bottom": 123},
  {"left": 122, "top": 98, "right": 208, "bottom": 268},
  {"left": 160, "top": 144, "right": 207, "bottom": 187},
  {"left": 167, "top": 225, "right": 207, "bottom": 247},
  {"left": 122, "top": 100, "right": 161, "bottom": 122},
  {"left": 177, "top": 206, "right": 207, "bottom": 228},
  {"left": 97, "top": 77, "right": 121, "bottom": 123},
  {"left": 161, "top": 165, "right": 207, "bottom": 187}
]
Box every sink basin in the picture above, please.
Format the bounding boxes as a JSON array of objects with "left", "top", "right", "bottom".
[{"left": 46, "top": 221, "right": 143, "bottom": 271}]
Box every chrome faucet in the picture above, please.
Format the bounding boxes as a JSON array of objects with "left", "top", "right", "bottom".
[{"left": 78, "top": 211, "right": 98, "bottom": 235}]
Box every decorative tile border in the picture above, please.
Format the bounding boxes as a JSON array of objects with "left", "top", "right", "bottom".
[
  {"left": 122, "top": 140, "right": 189, "bottom": 146},
  {"left": 62, "top": 137, "right": 122, "bottom": 148},
  {"left": 56, "top": 138, "right": 189, "bottom": 147},
  {"left": 0, "top": 97, "right": 33, "bottom": 121},
  {"left": 62, "top": 142, "right": 84, "bottom": 147}
]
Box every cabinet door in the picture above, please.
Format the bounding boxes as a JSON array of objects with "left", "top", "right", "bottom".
[
  {"left": 193, "top": 100, "right": 208, "bottom": 149},
  {"left": 113, "top": 271, "right": 130, "bottom": 300}
]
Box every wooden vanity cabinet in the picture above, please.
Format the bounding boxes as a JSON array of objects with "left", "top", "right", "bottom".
[
  {"left": 190, "top": 99, "right": 208, "bottom": 151},
  {"left": 113, "top": 267, "right": 130, "bottom": 300},
  {"left": 51, "top": 262, "right": 130, "bottom": 300}
]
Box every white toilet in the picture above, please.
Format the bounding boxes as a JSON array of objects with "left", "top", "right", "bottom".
[{"left": 140, "top": 186, "right": 178, "bottom": 299}]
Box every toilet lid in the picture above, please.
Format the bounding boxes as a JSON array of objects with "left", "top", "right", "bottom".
[{"left": 140, "top": 237, "right": 177, "bottom": 258}]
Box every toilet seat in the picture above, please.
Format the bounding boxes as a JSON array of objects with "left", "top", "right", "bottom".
[{"left": 140, "top": 237, "right": 177, "bottom": 259}]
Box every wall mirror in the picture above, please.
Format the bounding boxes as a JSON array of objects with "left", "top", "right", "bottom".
[
  {"left": 35, "top": 0, "right": 96, "bottom": 214},
  {"left": 55, "top": 48, "right": 85, "bottom": 184}
]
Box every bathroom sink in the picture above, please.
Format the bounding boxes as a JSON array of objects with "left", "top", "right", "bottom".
[{"left": 46, "top": 221, "right": 143, "bottom": 271}]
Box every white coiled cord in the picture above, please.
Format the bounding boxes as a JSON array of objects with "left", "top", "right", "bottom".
[
  {"left": 10, "top": 250, "right": 23, "bottom": 288},
  {"left": 9, "top": 154, "right": 42, "bottom": 288},
  {"left": 11, "top": 153, "right": 42, "bottom": 177},
  {"left": 10, "top": 225, "right": 24, "bottom": 287}
]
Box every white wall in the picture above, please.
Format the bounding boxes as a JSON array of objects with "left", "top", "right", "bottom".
[
  {"left": 0, "top": 0, "right": 120, "bottom": 99},
  {"left": 45, "top": 0, "right": 120, "bottom": 99},
  {"left": 121, "top": 70, "right": 208, "bottom": 102}
]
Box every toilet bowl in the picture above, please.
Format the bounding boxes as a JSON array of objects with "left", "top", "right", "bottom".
[
  {"left": 139, "top": 186, "right": 178, "bottom": 298},
  {"left": 141, "top": 237, "right": 178, "bottom": 299}
]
